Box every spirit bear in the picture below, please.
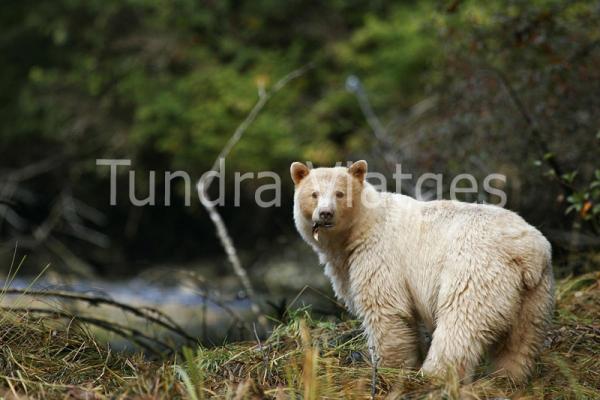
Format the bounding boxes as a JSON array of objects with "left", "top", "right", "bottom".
[{"left": 291, "top": 160, "right": 554, "bottom": 382}]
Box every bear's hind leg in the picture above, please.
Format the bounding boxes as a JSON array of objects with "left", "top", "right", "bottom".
[
  {"left": 421, "top": 263, "right": 522, "bottom": 382},
  {"left": 491, "top": 268, "right": 554, "bottom": 383},
  {"left": 421, "top": 315, "right": 487, "bottom": 382}
]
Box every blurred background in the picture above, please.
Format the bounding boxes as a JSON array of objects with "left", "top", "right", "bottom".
[{"left": 1, "top": 0, "right": 598, "bottom": 345}]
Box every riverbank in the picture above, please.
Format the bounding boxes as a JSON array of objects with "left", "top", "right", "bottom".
[{"left": 0, "top": 272, "right": 598, "bottom": 399}]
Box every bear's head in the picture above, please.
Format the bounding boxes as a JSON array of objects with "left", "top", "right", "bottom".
[{"left": 290, "top": 160, "right": 368, "bottom": 243}]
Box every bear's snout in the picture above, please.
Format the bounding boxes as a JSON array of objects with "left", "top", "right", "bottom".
[
  {"left": 319, "top": 209, "right": 334, "bottom": 221},
  {"left": 313, "top": 206, "right": 335, "bottom": 228}
]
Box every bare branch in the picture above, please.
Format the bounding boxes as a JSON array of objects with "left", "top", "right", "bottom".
[
  {"left": 486, "top": 67, "right": 573, "bottom": 195},
  {"left": 2, "top": 288, "right": 196, "bottom": 343},
  {"left": 203, "top": 63, "right": 314, "bottom": 189},
  {"left": 198, "top": 64, "right": 312, "bottom": 324},
  {"left": 0, "top": 156, "right": 63, "bottom": 183},
  {"left": 346, "top": 75, "right": 416, "bottom": 196},
  {"left": 2, "top": 307, "right": 171, "bottom": 356}
]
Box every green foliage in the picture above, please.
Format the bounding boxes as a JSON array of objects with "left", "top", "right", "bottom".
[
  {"left": 566, "top": 169, "right": 600, "bottom": 228},
  {"left": 1, "top": 0, "right": 598, "bottom": 271},
  {"left": 0, "top": 1, "right": 437, "bottom": 171}
]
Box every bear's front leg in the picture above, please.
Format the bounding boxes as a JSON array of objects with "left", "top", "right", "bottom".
[{"left": 363, "top": 313, "right": 421, "bottom": 369}]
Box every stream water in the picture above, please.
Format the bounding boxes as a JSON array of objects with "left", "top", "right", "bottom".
[{"left": 1, "top": 277, "right": 258, "bottom": 351}]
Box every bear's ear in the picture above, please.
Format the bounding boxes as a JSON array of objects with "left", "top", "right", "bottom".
[
  {"left": 348, "top": 160, "right": 367, "bottom": 182},
  {"left": 290, "top": 162, "right": 310, "bottom": 185}
]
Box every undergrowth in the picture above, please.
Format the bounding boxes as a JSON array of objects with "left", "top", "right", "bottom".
[{"left": 0, "top": 272, "right": 598, "bottom": 399}]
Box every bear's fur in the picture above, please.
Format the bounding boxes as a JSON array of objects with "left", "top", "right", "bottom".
[{"left": 291, "top": 160, "right": 554, "bottom": 382}]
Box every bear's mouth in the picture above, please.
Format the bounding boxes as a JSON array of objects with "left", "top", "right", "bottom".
[{"left": 312, "top": 222, "right": 334, "bottom": 241}]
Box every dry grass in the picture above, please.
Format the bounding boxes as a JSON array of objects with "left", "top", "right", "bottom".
[
  {"left": 0, "top": 273, "right": 599, "bottom": 399},
  {"left": 0, "top": 311, "right": 184, "bottom": 399}
]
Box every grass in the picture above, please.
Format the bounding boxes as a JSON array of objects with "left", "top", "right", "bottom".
[{"left": 0, "top": 273, "right": 598, "bottom": 399}]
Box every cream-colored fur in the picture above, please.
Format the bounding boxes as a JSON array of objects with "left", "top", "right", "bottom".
[{"left": 291, "top": 161, "right": 554, "bottom": 382}]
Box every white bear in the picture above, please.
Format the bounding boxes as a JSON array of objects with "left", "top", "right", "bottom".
[{"left": 291, "top": 160, "right": 554, "bottom": 382}]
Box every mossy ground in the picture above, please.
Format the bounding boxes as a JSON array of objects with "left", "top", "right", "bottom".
[{"left": 0, "top": 273, "right": 598, "bottom": 399}]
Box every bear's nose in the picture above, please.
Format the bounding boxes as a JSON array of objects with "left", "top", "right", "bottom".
[{"left": 319, "top": 210, "right": 334, "bottom": 221}]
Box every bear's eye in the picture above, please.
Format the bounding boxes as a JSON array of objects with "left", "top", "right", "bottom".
[
  {"left": 336, "top": 191, "right": 345, "bottom": 198},
  {"left": 311, "top": 192, "right": 318, "bottom": 199}
]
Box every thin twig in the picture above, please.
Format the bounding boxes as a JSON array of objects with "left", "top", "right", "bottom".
[
  {"left": 202, "top": 64, "right": 313, "bottom": 190},
  {"left": 345, "top": 75, "right": 391, "bottom": 148},
  {"left": 369, "top": 345, "right": 379, "bottom": 400},
  {"left": 197, "top": 64, "right": 313, "bottom": 324},
  {"left": 2, "top": 307, "right": 171, "bottom": 356},
  {"left": 345, "top": 75, "right": 415, "bottom": 196},
  {"left": 253, "top": 322, "right": 270, "bottom": 384},
  {"left": 0, "top": 156, "right": 63, "bottom": 183},
  {"left": 2, "top": 288, "right": 195, "bottom": 343},
  {"left": 487, "top": 67, "right": 573, "bottom": 195},
  {"left": 174, "top": 270, "right": 246, "bottom": 326}
]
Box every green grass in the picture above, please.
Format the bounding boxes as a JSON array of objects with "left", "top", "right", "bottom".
[{"left": 0, "top": 273, "right": 599, "bottom": 399}]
